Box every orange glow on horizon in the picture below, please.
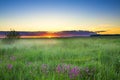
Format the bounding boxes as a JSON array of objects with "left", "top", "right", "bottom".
[
  {"left": 98, "top": 27, "right": 120, "bottom": 34},
  {"left": 42, "top": 33, "right": 59, "bottom": 38},
  {"left": 20, "top": 33, "right": 60, "bottom": 38},
  {"left": 16, "top": 27, "right": 120, "bottom": 39}
]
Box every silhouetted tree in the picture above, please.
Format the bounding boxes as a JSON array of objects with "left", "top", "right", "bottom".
[{"left": 6, "top": 30, "right": 20, "bottom": 39}]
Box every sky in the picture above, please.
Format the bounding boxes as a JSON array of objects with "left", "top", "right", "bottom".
[{"left": 0, "top": 0, "right": 120, "bottom": 34}]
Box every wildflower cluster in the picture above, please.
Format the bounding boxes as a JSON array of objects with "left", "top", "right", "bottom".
[
  {"left": 56, "top": 64, "right": 80, "bottom": 79},
  {"left": 69, "top": 67, "right": 80, "bottom": 79},
  {"left": 6, "top": 56, "right": 16, "bottom": 70},
  {"left": 56, "top": 64, "right": 95, "bottom": 79},
  {"left": 56, "top": 64, "right": 70, "bottom": 73}
]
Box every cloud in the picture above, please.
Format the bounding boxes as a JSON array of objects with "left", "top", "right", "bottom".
[
  {"left": 98, "top": 27, "right": 120, "bottom": 34},
  {"left": 94, "top": 30, "right": 107, "bottom": 33},
  {"left": 0, "top": 30, "right": 97, "bottom": 38}
]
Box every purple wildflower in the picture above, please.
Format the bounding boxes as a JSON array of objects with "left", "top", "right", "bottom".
[
  {"left": 69, "top": 67, "right": 80, "bottom": 79},
  {"left": 56, "top": 65, "right": 61, "bottom": 73},
  {"left": 64, "top": 64, "right": 70, "bottom": 72},
  {"left": 56, "top": 64, "right": 71, "bottom": 73},
  {"left": 56, "top": 64, "right": 70, "bottom": 73},
  {"left": 7, "top": 64, "right": 13, "bottom": 70},
  {"left": 63, "top": 64, "right": 71, "bottom": 72}
]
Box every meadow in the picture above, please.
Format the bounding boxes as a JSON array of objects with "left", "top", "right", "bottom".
[{"left": 0, "top": 37, "right": 120, "bottom": 80}]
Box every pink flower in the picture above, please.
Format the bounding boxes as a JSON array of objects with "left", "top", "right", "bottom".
[
  {"left": 56, "top": 65, "right": 61, "bottom": 73},
  {"left": 68, "top": 67, "right": 80, "bottom": 79},
  {"left": 7, "top": 64, "right": 13, "bottom": 70},
  {"left": 56, "top": 64, "right": 71, "bottom": 74}
]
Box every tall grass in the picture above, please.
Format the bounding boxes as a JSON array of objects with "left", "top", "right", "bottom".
[{"left": 0, "top": 37, "right": 120, "bottom": 80}]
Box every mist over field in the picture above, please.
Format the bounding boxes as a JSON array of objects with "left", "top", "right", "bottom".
[{"left": 0, "top": 37, "right": 120, "bottom": 80}]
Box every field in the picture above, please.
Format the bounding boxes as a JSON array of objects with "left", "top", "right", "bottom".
[{"left": 0, "top": 37, "right": 120, "bottom": 80}]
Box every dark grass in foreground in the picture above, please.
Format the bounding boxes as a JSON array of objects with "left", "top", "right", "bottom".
[{"left": 0, "top": 37, "right": 120, "bottom": 80}]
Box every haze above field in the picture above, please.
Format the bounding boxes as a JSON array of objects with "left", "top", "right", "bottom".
[{"left": 0, "top": 0, "right": 120, "bottom": 34}]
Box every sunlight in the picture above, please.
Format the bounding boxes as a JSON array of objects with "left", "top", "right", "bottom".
[
  {"left": 48, "top": 36, "right": 52, "bottom": 38},
  {"left": 45, "top": 35, "right": 56, "bottom": 38},
  {"left": 42, "top": 32, "right": 59, "bottom": 38}
]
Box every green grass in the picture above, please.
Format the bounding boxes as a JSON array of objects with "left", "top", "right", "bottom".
[{"left": 0, "top": 37, "right": 120, "bottom": 80}]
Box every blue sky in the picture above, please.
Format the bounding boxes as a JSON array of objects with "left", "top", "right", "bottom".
[
  {"left": 0, "top": 0, "right": 119, "bottom": 17},
  {"left": 0, "top": 0, "right": 120, "bottom": 33}
]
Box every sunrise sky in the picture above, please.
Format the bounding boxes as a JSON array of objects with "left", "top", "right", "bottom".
[{"left": 0, "top": 0, "right": 120, "bottom": 34}]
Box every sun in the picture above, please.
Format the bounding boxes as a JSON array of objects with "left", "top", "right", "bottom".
[
  {"left": 41, "top": 32, "right": 60, "bottom": 38},
  {"left": 43, "top": 34, "right": 54, "bottom": 38},
  {"left": 48, "top": 36, "right": 52, "bottom": 38},
  {"left": 43, "top": 32, "right": 59, "bottom": 38}
]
